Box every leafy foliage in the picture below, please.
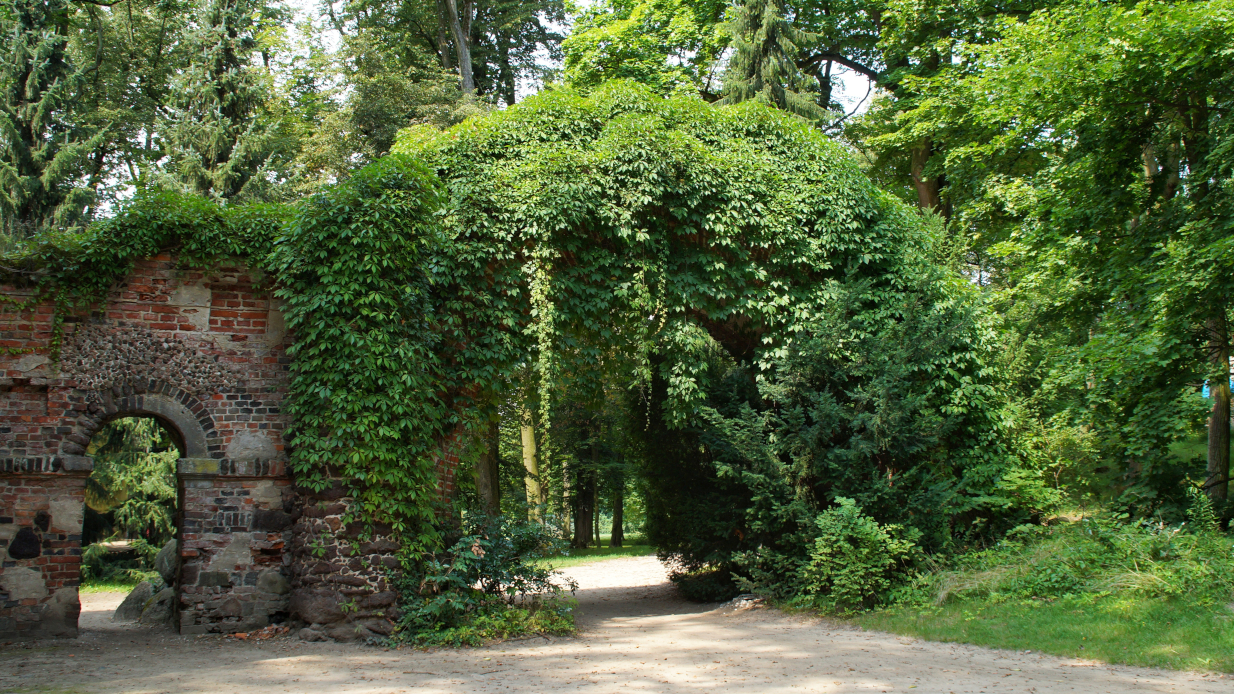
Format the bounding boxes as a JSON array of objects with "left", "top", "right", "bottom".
[
  {"left": 639, "top": 259, "right": 1041, "bottom": 602},
  {"left": 917, "top": 511, "right": 1234, "bottom": 608},
  {"left": 0, "top": 0, "right": 106, "bottom": 237},
  {"left": 796, "top": 498, "right": 920, "bottom": 611},
  {"left": 868, "top": 0, "right": 1234, "bottom": 514},
  {"left": 268, "top": 156, "right": 448, "bottom": 541},
  {"left": 563, "top": 0, "right": 729, "bottom": 98},
  {"left": 393, "top": 511, "right": 577, "bottom": 646}
]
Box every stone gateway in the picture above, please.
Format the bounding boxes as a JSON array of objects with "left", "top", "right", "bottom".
[{"left": 0, "top": 254, "right": 424, "bottom": 639}]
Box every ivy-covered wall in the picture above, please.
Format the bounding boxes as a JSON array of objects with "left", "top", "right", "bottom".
[{"left": 0, "top": 253, "right": 411, "bottom": 638}]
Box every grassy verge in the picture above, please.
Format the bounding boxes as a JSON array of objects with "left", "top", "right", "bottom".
[
  {"left": 79, "top": 577, "right": 148, "bottom": 594},
  {"left": 841, "top": 507, "right": 1234, "bottom": 673},
  {"left": 855, "top": 594, "right": 1234, "bottom": 672},
  {"left": 538, "top": 543, "right": 655, "bottom": 569}
]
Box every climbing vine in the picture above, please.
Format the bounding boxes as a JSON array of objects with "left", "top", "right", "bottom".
[
  {"left": 4, "top": 83, "right": 1023, "bottom": 557},
  {"left": 0, "top": 190, "right": 287, "bottom": 355}
]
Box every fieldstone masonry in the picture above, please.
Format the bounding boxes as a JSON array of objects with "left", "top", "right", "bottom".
[{"left": 0, "top": 252, "right": 453, "bottom": 640}]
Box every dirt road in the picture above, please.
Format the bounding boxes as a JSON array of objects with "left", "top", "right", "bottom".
[{"left": 1, "top": 555, "right": 1229, "bottom": 693}]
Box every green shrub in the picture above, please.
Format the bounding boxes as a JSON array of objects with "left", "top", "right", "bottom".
[
  {"left": 796, "top": 498, "right": 921, "bottom": 611},
  {"left": 393, "top": 512, "right": 578, "bottom": 647},
  {"left": 920, "top": 498, "right": 1234, "bottom": 608}
]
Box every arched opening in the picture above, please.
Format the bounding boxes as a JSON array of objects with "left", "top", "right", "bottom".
[
  {"left": 66, "top": 388, "right": 219, "bottom": 635},
  {"left": 79, "top": 414, "right": 182, "bottom": 631}
]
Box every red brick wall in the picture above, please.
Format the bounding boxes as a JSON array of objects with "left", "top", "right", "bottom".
[
  {"left": 0, "top": 252, "right": 466, "bottom": 640},
  {"left": 0, "top": 254, "right": 296, "bottom": 637}
]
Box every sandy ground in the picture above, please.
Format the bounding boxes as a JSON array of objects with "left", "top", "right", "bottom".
[{"left": 1, "top": 555, "right": 1231, "bottom": 693}]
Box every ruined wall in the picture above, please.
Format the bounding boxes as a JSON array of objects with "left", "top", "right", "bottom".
[
  {"left": 0, "top": 252, "right": 461, "bottom": 640},
  {"left": 0, "top": 254, "right": 301, "bottom": 637}
]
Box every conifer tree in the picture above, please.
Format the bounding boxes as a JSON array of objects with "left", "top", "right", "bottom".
[
  {"left": 720, "top": 0, "right": 828, "bottom": 121},
  {"left": 0, "top": 0, "right": 104, "bottom": 237},
  {"left": 160, "top": 0, "right": 290, "bottom": 200}
]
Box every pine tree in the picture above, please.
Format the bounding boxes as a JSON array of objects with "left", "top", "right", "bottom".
[
  {"left": 0, "top": 0, "right": 104, "bottom": 238},
  {"left": 720, "top": 0, "right": 827, "bottom": 122},
  {"left": 160, "top": 0, "right": 290, "bottom": 200}
]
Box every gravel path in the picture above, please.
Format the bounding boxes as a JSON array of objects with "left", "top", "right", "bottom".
[{"left": 1, "top": 555, "right": 1230, "bottom": 693}]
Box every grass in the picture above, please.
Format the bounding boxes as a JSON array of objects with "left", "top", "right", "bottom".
[
  {"left": 538, "top": 543, "right": 655, "bottom": 569},
  {"left": 78, "top": 573, "right": 156, "bottom": 594},
  {"left": 843, "top": 511, "right": 1234, "bottom": 673},
  {"left": 855, "top": 593, "right": 1234, "bottom": 672}
]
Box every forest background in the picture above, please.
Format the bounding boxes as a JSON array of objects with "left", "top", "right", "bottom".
[{"left": 3, "top": 0, "right": 1234, "bottom": 662}]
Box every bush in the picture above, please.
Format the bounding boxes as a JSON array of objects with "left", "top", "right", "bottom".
[
  {"left": 393, "top": 512, "right": 578, "bottom": 647},
  {"left": 919, "top": 492, "right": 1234, "bottom": 608},
  {"left": 796, "top": 498, "right": 921, "bottom": 611},
  {"left": 80, "top": 539, "right": 161, "bottom": 586}
]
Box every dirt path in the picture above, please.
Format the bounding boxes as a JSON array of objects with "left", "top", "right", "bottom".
[{"left": 1, "top": 555, "right": 1230, "bottom": 693}]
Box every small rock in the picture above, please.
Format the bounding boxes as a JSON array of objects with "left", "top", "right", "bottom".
[
  {"left": 298, "top": 628, "right": 327, "bottom": 642},
  {"left": 113, "top": 581, "right": 153, "bottom": 622},
  {"left": 155, "top": 539, "right": 178, "bottom": 586}
]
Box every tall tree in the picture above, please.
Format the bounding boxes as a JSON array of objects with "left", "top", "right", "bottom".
[
  {"left": 563, "top": 0, "right": 729, "bottom": 99},
  {"left": 443, "top": 0, "right": 474, "bottom": 94},
  {"left": 328, "top": 0, "right": 563, "bottom": 105},
  {"left": 895, "top": 0, "right": 1234, "bottom": 510},
  {"left": 0, "top": 0, "right": 105, "bottom": 237},
  {"left": 719, "top": 0, "right": 1051, "bottom": 211},
  {"left": 159, "top": 0, "right": 292, "bottom": 200}
]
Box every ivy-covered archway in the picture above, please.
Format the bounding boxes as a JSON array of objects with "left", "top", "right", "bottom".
[{"left": 270, "top": 82, "right": 1008, "bottom": 552}]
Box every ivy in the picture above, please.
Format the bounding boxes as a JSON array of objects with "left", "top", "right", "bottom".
[
  {"left": 7, "top": 83, "right": 1015, "bottom": 560},
  {"left": 269, "top": 158, "right": 452, "bottom": 545},
  {"left": 0, "top": 190, "right": 288, "bottom": 355}
]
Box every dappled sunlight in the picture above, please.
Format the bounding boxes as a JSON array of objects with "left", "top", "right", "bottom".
[{"left": 2, "top": 556, "right": 1226, "bottom": 693}]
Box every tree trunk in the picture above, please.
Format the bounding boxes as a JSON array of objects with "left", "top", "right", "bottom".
[
  {"left": 520, "top": 406, "right": 543, "bottom": 521},
  {"left": 610, "top": 463, "right": 624, "bottom": 548},
  {"left": 1207, "top": 315, "right": 1230, "bottom": 503},
  {"left": 571, "top": 422, "right": 597, "bottom": 549},
  {"left": 571, "top": 464, "right": 595, "bottom": 548},
  {"left": 435, "top": 0, "right": 454, "bottom": 70},
  {"left": 909, "top": 138, "right": 943, "bottom": 213},
  {"left": 443, "top": 0, "right": 474, "bottom": 94},
  {"left": 594, "top": 423, "right": 602, "bottom": 548},
  {"left": 561, "top": 458, "right": 572, "bottom": 544},
  {"left": 474, "top": 419, "right": 500, "bottom": 515}
]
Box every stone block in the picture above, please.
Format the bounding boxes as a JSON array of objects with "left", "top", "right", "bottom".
[
  {"left": 58, "top": 456, "right": 94, "bottom": 472},
  {"left": 256, "top": 570, "right": 290, "bottom": 595},
  {"left": 213, "top": 597, "right": 242, "bottom": 618},
  {"left": 252, "top": 508, "right": 291, "bottom": 532},
  {"left": 197, "top": 571, "right": 231, "bottom": 588},
  {"left": 49, "top": 497, "right": 84, "bottom": 533},
  {"left": 0, "top": 567, "right": 47, "bottom": 601},
  {"left": 7, "top": 528, "right": 40, "bottom": 560},
  {"left": 289, "top": 589, "right": 344, "bottom": 624},
  {"left": 178, "top": 458, "right": 221, "bottom": 476},
  {"left": 113, "top": 581, "right": 153, "bottom": 622}
]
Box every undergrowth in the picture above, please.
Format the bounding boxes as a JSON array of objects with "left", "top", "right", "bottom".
[
  {"left": 391, "top": 512, "right": 578, "bottom": 647},
  {"left": 851, "top": 489, "right": 1234, "bottom": 671}
]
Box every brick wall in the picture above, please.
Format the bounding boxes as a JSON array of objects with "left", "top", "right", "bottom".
[
  {"left": 0, "top": 254, "right": 297, "bottom": 637},
  {"left": 0, "top": 252, "right": 465, "bottom": 641}
]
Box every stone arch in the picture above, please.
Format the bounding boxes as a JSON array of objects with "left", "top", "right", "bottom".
[{"left": 61, "top": 382, "right": 219, "bottom": 460}]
